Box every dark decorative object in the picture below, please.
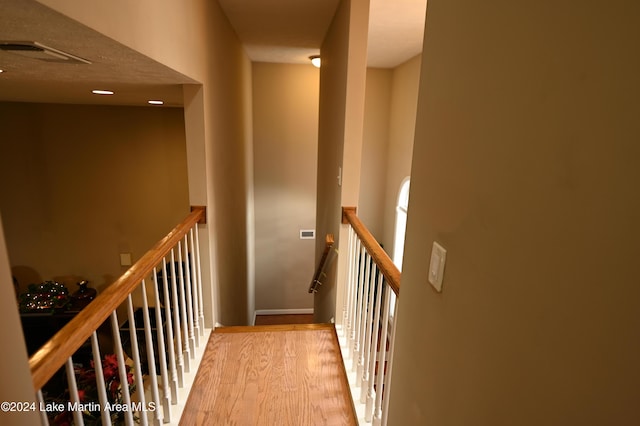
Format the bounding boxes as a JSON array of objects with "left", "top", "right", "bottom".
[
  {"left": 48, "top": 354, "right": 137, "bottom": 426},
  {"left": 18, "top": 281, "right": 70, "bottom": 313},
  {"left": 70, "top": 280, "right": 97, "bottom": 310}
]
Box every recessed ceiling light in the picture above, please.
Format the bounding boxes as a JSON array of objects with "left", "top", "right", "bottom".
[
  {"left": 0, "top": 70, "right": 4, "bottom": 73},
  {"left": 92, "top": 89, "right": 114, "bottom": 95},
  {"left": 148, "top": 100, "right": 164, "bottom": 105}
]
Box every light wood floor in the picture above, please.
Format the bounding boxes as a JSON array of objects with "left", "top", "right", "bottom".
[{"left": 179, "top": 324, "right": 357, "bottom": 426}]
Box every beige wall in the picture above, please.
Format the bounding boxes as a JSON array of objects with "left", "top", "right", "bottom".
[
  {"left": 314, "top": 0, "right": 370, "bottom": 323},
  {"left": 359, "top": 56, "right": 421, "bottom": 255},
  {"left": 0, "top": 212, "right": 39, "bottom": 426},
  {"left": 38, "top": 0, "right": 254, "bottom": 326},
  {"left": 252, "top": 62, "right": 319, "bottom": 311},
  {"left": 388, "top": 1, "right": 640, "bottom": 425},
  {"left": 0, "top": 102, "right": 189, "bottom": 293},
  {"left": 358, "top": 68, "right": 392, "bottom": 240},
  {"left": 381, "top": 55, "right": 421, "bottom": 252},
  {"left": 203, "top": 31, "right": 254, "bottom": 326}
]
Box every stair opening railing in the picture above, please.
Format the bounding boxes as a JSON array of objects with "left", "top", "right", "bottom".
[
  {"left": 29, "top": 206, "right": 209, "bottom": 425},
  {"left": 308, "top": 233, "right": 336, "bottom": 294},
  {"left": 339, "top": 207, "right": 400, "bottom": 426}
]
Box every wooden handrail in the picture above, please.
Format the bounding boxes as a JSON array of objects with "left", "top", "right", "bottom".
[
  {"left": 342, "top": 207, "right": 400, "bottom": 296},
  {"left": 308, "top": 234, "right": 335, "bottom": 293},
  {"left": 29, "top": 206, "right": 206, "bottom": 391}
]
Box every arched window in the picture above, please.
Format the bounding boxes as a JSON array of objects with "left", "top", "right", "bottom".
[
  {"left": 392, "top": 177, "right": 410, "bottom": 270},
  {"left": 390, "top": 177, "right": 410, "bottom": 318}
]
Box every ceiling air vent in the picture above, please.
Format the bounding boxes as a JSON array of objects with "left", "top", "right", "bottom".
[{"left": 0, "top": 41, "right": 91, "bottom": 64}]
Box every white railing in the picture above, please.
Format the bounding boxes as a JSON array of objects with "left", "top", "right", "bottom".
[
  {"left": 338, "top": 207, "right": 400, "bottom": 426},
  {"left": 29, "top": 207, "right": 210, "bottom": 425}
]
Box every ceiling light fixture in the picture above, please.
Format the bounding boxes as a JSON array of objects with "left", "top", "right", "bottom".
[
  {"left": 0, "top": 41, "right": 91, "bottom": 64},
  {"left": 92, "top": 89, "right": 114, "bottom": 95},
  {"left": 309, "top": 55, "right": 321, "bottom": 68},
  {"left": 148, "top": 100, "right": 164, "bottom": 105}
]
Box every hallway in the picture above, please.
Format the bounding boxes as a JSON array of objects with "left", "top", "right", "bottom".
[{"left": 179, "top": 324, "right": 357, "bottom": 425}]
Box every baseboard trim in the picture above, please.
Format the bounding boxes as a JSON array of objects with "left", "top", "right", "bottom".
[
  {"left": 252, "top": 309, "right": 314, "bottom": 326},
  {"left": 254, "top": 308, "right": 314, "bottom": 316}
]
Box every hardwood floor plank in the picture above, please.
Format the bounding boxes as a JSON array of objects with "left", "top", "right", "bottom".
[{"left": 180, "top": 326, "right": 357, "bottom": 425}]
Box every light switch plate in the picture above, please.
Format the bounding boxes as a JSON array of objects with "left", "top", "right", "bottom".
[
  {"left": 428, "top": 241, "right": 447, "bottom": 292},
  {"left": 120, "top": 252, "right": 132, "bottom": 267}
]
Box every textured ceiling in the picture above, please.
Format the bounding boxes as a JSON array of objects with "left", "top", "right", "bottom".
[
  {"left": 0, "top": 0, "right": 427, "bottom": 107},
  {"left": 0, "top": 0, "right": 194, "bottom": 107}
]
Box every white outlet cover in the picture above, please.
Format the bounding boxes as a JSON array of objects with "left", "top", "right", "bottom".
[{"left": 428, "top": 241, "right": 447, "bottom": 292}]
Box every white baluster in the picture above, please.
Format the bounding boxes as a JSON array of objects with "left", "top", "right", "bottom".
[
  {"left": 176, "top": 242, "right": 191, "bottom": 370},
  {"left": 352, "top": 245, "right": 367, "bottom": 372},
  {"left": 342, "top": 227, "right": 355, "bottom": 336},
  {"left": 169, "top": 248, "right": 185, "bottom": 386},
  {"left": 36, "top": 390, "right": 49, "bottom": 426},
  {"left": 356, "top": 253, "right": 372, "bottom": 377},
  {"left": 65, "top": 356, "right": 84, "bottom": 426},
  {"left": 194, "top": 224, "right": 205, "bottom": 335},
  {"left": 156, "top": 258, "right": 182, "bottom": 402},
  {"left": 381, "top": 295, "right": 399, "bottom": 426},
  {"left": 110, "top": 311, "right": 135, "bottom": 425},
  {"left": 365, "top": 270, "right": 384, "bottom": 422},
  {"left": 188, "top": 229, "right": 200, "bottom": 346},
  {"left": 348, "top": 240, "right": 360, "bottom": 359},
  {"left": 153, "top": 267, "right": 172, "bottom": 419},
  {"left": 347, "top": 238, "right": 361, "bottom": 360},
  {"left": 343, "top": 229, "right": 353, "bottom": 347},
  {"left": 90, "top": 332, "right": 112, "bottom": 426},
  {"left": 140, "top": 279, "right": 163, "bottom": 425},
  {"left": 373, "top": 285, "right": 392, "bottom": 426},
  {"left": 360, "top": 263, "right": 377, "bottom": 403},
  {"left": 183, "top": 235, "right": 196, "bottom": 354},
  {"left": 125, "top": 294, "right": 148, "bottom": 425}
]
